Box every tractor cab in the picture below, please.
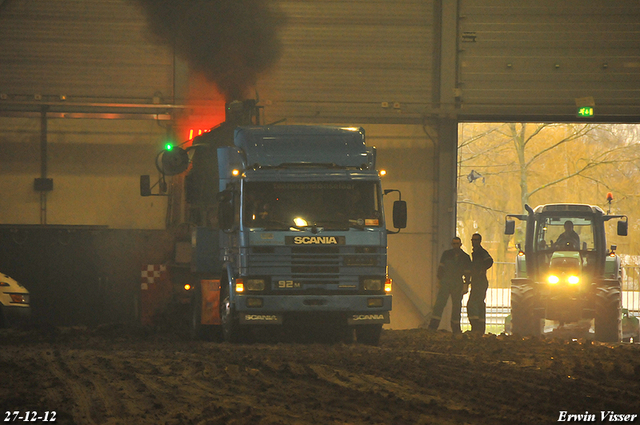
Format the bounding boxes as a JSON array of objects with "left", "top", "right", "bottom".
[{"left": 533, "top": 215, "right": 597, "bottom": 290}]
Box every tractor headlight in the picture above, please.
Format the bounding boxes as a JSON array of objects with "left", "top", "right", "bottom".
[
  {"left": 547, "top": 275, "right": 560, "bottom": 284},
  {"left": 567, "top": 275, "right": 580, "bottom": 285}
]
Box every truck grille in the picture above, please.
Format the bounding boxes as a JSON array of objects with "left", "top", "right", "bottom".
[
  {"left": 291, "top": 246, "right": 340, "bottom": 278},
  {"left": 242, "top": 245, "right": 385, "bottom": 290}
]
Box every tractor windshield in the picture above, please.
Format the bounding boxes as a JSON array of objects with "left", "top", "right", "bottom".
[
  {"left": 243, "top": 181, "right": 382, "bottom": 230},
  {"left": 534, "top": 216, "right": 595, "bottom": 252}
]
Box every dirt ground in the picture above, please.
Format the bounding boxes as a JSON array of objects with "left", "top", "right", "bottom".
[{"left": 1, "top": 326, "right": 640, "bottom": 425}]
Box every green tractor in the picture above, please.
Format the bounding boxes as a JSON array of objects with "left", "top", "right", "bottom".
[{"left": 505, "top": 204, "right": 628, "bottom": 342}]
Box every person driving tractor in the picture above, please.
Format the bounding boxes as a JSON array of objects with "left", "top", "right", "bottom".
[{"left": 553, "top": 220, "right": 581, "bottom": 249}]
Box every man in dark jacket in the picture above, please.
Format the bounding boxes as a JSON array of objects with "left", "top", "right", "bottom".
[
  {"left": 428, "top": 237, "right": 471, "bottom": 333},
  {"left": 467, "top": 233, "right": 494, "bottom": 334}
]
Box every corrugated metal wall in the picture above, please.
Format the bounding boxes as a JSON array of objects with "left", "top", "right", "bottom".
[
  {"left": 0, "top": 0, "right": 174, "bottom": 231},
  {"left": 0, "top": 0, "right": 173, "bottom": 102},
  {"left": 258, "top": 0, "right": 436, "bottom": 124},
  {"left": 457, "top": 0, "right": 640, "bottom": 121}
]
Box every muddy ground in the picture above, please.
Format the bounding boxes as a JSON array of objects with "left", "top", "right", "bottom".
[{"left": 1, "top": 326, "right": 640, "bottom": 425}]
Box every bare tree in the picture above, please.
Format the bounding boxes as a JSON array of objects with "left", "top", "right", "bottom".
[{"left": 457, "top": 122, "right": 640, "bottom": 264}]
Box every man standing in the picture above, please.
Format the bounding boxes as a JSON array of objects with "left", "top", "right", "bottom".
[
  {"left": 428, "top": 237, "right": 471, "bottom": 333},
  {"left": 467, "top": 233, "right": 494, "bottom": 334}
]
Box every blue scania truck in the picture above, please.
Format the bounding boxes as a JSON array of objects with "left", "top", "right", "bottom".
[{"left": 143, "top": 101, "right": 406, "bottom": 344}]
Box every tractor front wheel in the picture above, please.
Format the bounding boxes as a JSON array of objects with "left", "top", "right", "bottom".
[
  {"left": 511, "top": 283, "right": 542, "bottom": 337},
  {"left": 595, "top": 285, "right": 621, "bottom": 343}
]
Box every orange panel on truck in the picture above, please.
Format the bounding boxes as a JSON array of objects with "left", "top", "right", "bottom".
[{"left": 201, "top": 279, "right": 221, "bottom": 325}]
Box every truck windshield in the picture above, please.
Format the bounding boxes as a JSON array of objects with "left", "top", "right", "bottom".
[
  {"left": 243, "top": 181, "right": 382, "bottom": 229},
  {"left": 534, "top": 216, "right": 595, "bottom": 252}
]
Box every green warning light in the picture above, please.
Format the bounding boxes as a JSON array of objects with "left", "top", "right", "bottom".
[
  {"left": 577, "top": 106, "right": 594, "bottom": 118},
  {"left": 165, "top": 143, "right": 174, "bottom": 151}
]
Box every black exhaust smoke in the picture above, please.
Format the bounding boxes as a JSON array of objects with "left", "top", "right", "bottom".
[{"left": 134, "top": 0, "right": 286, "bottom": 102}]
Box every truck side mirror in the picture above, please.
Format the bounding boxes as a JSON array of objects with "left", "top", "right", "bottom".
[
  {"left": 504, "top": 220, "right": 515, "bottom": 235},
  {"left": 140, "top": 175, "right": 151, "bottom": 197},
  {"left": 392, "top": 200, "right": 407, "bottom": 229},
  {"left": 617, "top": 220, "right": 628, "bottom": 236}
]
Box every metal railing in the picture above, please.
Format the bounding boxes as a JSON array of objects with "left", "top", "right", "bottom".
[{"left": 622, "top": 266, "right": 640, "bottom": 314}]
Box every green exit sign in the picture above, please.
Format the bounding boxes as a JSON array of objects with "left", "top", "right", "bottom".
[{"left": 577, "top": 106, "right": 594, "bottom": 118}]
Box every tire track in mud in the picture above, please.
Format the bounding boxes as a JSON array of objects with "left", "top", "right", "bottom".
[
  {"left": 40, "top": 350, "right": 99, "bottom": 425},
  {"left": 82, "top": 352, "right": 159, "bottom": 422},
  {"left": 61, "top": 351, "right": 126, "bottom": 423},
  {"left": 90, "top": 351, "right": 226, "bottom": 424}
]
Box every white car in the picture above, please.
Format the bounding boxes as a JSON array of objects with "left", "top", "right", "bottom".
[{"left": 0, "top": 272, "right": 31, "bottom": 327}]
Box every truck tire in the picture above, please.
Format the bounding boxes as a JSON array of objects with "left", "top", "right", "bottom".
[
  {"left": 221, "top": 295, "right": 249, "bottom": 343},
  {"left": 190, "top": 285, "right": 220, "bottom": 341},
  {"left": 355, "top": 324, "right": 382, "bottom": 345},
  {"left": 510, "top": 283, "right": 542, "bottom": 337},
  {"left": 594, "top": 285, "right": 621, "bottom": 343}
]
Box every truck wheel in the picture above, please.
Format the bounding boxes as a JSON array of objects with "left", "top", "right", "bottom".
[
  {"left": 595, "top": 285, "right": 621, "bottom": 343},
  {"left": 221, "top": 295, "right": 248, "bottom": 343},
  {"left": 356, "top": 324, "right": 382, "bottom": 345},
  {"left": 511, "top": 283, "right": 542, "bottom": 337}
]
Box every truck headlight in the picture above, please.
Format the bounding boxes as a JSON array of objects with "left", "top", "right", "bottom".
[
  {"left": 547, "top": 275, "right": 560, "bottom": 284},
  {"left": 246, "top": 279, "right": 266, "bottom": 291},
  {"left": 363, "top": 278, "right": 383, "bottom": 291}
]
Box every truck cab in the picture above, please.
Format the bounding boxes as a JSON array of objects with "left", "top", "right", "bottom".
[{"left": 195, "top": 125, "right": 405, "bottom": 344}]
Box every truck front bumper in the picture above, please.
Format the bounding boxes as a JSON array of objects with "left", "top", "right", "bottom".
[{"left": 235, "top": 294, "right": 391, "bottom": 325}]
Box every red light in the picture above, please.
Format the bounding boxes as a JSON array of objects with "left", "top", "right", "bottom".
[
  {"left": 607, "top": 192, "right": 613, "bottom": 202},
  {"left": 189, "top": 129, "right": 194, "bottom": 140}
]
